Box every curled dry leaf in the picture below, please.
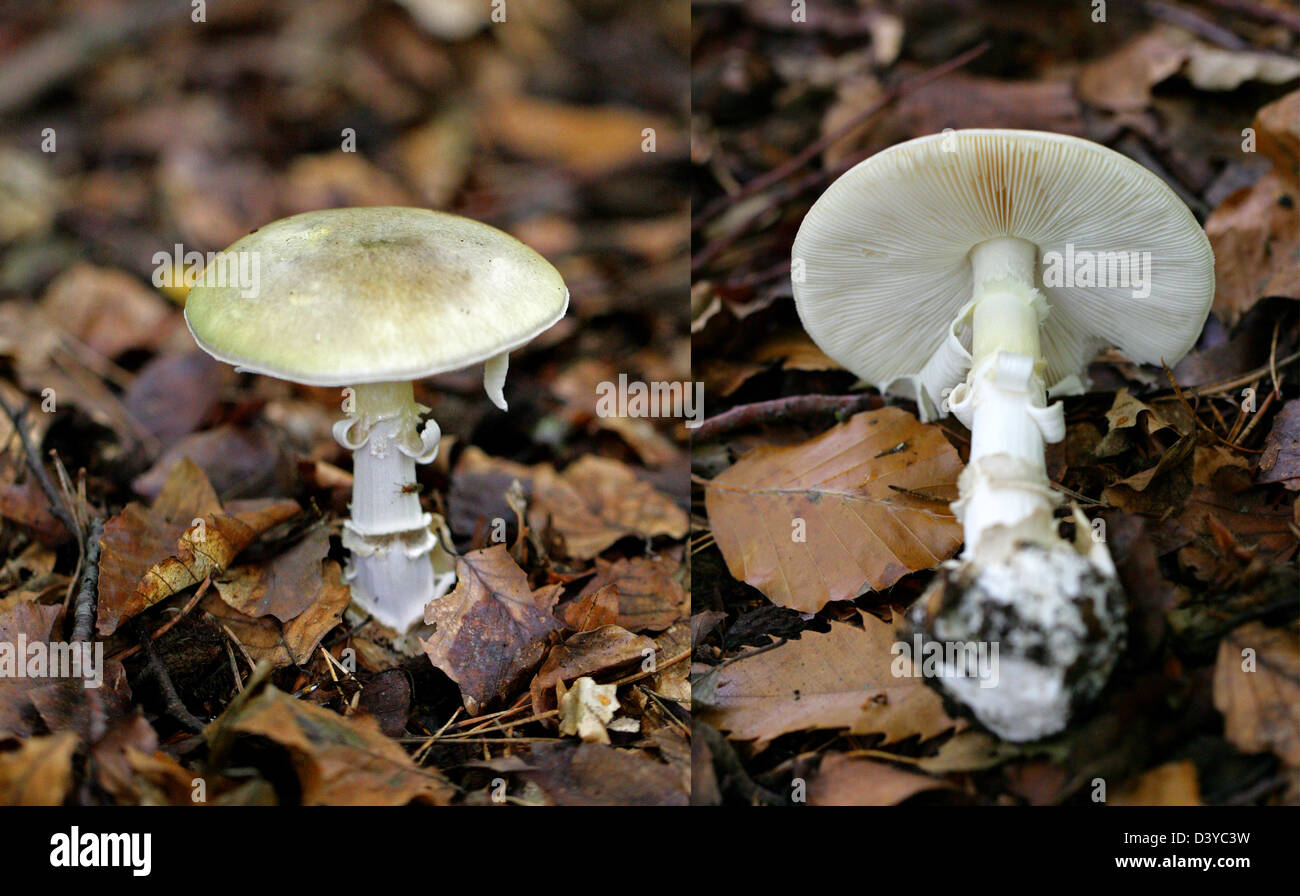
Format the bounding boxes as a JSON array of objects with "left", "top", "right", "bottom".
[
  {"left": 701, "top": 611, "right": 960, "bottom": 747},
  {"left": 422, "top": 545, "right": 564, "bottom": 714},
  {"left": 201, "top": 560, "right": 350, "bottom": 668},
  {"left": 1213, "top": 622, "right": 1300, "bottom": 766},
  {"left": 574, "top": 555, "right": 688, "bottom": 632},
  {"left": 704, "top": 408, "right": 963, "bottom": 613},
  {"left": 97, "top": 458, "right": 300, "bottom": 636},
  {"left": 209, "top": 685, "right": 451, "bottom": 806},
  {"left": 0, "top": 731, "right": 78, "bottom": 805},
  {"left": 808, "top": 753, "right": 950, "bottom": 806}
]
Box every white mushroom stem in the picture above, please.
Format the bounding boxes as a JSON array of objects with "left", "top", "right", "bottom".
[
  {"left": 332, "top": 381, "right": 445, "bottom": 631},
  {"left": 947, "top": 237, "right": 1066, "bottom": 558}
]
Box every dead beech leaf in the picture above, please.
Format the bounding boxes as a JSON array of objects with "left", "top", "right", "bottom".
[
  {"left": 1213, "top": 622, "right": 1300, "bottom": 766},
  {"left": 702, "top": 612, "right": 961, "bottom": 747},
  {"left": 97, "top": 459, "right": 300, "bottom": 636},
  {"left": 1257, "top": 88, "right": 1300, "bottom": 187},
  {"left": 215, "top": 525, "right": 331, "bottom": 622},
  {"left": 575, "top": 555, "right": 688, "bottom": 632},
  {"left": 1205, "top": 172, "right": 1300, "bottom": 323},
  {"left": 518, "top": 742, "right": 688, "bottom": 806},
  {"left": 201, "top": 560, "right": 350, "bottom": 668},
  {"left": 0, "top": 731, "right": 78, "bottom": 805},
  {"left": 1110, "top": 760, "right": 1202, "bottom": 806},
  {"left": 808, "top": 753, "right": 949, "bottom": 806},
  {"left": 704, "top": 408, "right": 963, "bottom": 613},
  {"left": 531, "top": 624, "right": 656, "bottom": 715},
  {"left": 533, "top": 456, "right": 689, "bottom": 560},
  {"left": 559, "top": 583, "right": 620, "bottom": 632},
  {"left": 0, "top": 602, "right": 63, "bottom": 738},
  {"left": 40, "top": 263, "right": 172, "bottom": 360},
  {"left": 422, "top": 545, "right": 564, "bottom": 714},
  {"left": 211, "top": 685, "right": 451, "bottom": 805},
  {"left": 1077, "top": 26, "right": 1193, "bottom": 112}
]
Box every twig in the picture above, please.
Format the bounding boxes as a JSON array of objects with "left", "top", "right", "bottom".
[
  {"left": 693, "top": 393, "right": 883, "bottom": 442},
  {"left": 139, "top": 626, "right": 207, "bottom": 733},
  {"left": 1144, "top": 0, "right": 1250, "bottom": 48},
  {"left": 691, "top": 41, "right": 991, "bottom": 232},
  {"left": 69, "top": 518, "right": 103, "bottom": 643},
  {"left": 1183, "top": 349, "right": 1299, "bottom": 397}
]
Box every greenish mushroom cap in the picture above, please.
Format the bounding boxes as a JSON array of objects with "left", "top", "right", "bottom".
[{"left": 184, "top": 207, "right": 569, "bottom": 386}]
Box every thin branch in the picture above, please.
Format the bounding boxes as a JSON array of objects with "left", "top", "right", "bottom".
[{"left": 693, "top": 393, "right": 883, "bottom": 442}]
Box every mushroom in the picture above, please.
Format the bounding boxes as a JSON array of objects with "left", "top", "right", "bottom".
[
  {"left": 792, "top": 130, "right": 1214, "bottom": 740},
  {"left": 185, "top": 207, "right": 568, "bottom": 631}
]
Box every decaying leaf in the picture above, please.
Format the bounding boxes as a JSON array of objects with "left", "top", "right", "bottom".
[
  {"left": 517, "top": 742, "right": 688, "bottom": 806},
  {"left": 214, "top": 525, "right": 331, "bottom": 622},
  {"left": 1260, "top": 400, "right": 1300, "bottom": 490},
  {"left": 423, "top": 545, "right": 564, "bottom": 714},
  {"left": 531, "top": 624, "right": 656, "bottom": 715},
  {"left": 209, "top": 685, "right": 451, "bottom": 805},
  {"left": 0, "top": 602, "right": 63, "bottom": 738},
  {"left": 1213, "top": 622, "right": 1300, "bottom": 766},
  {"left": 701, "top": 611, "right": 961, "bottom": 747},
  {"left": 558, "top": 583, "right": 619, "bottom": 632},
  {"left": 97, "top": 459, "right": 300, "bottom": 635},
  {"left": 704, "top": 408, "right": 963, "bottom": 613}
]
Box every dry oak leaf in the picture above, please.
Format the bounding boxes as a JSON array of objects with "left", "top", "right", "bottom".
[
  {"left": 214, "top": 524, "right": 331, "bottom": 622},
  {"left": 704, "top": 408, "right": 963, "bottom": 613},
  {"left": 1213, "top": 622, "right": 1300, "bottom": 766},
  {"left": 574, "top": 555, "right": 688, "bottom": 632},
  {"left": 97, "top": 458, "right": 300, "bottom": 635},
  {"left": 530, "top": 624, "right": 656, "bottom": 715},
  {"left": 701, "top": 611, "right": 961, "bottom": 747},
  {"left": 0, "top": 601, "right": 62, "bottom": 738},
  {"left": 0, "top": 731, "right": 78, "bottom": 805},
  {"left": 423, "top": 545, "right": 564, "bottom": 714},
  {"left": 808, "top": 753, "right": 950, "bottom": 806},
  {"left": 201, "top": 560, "right": 350, "bottom": 668},
  {"left": 211, "top": 685, "right": 451, "bottom": 806}
]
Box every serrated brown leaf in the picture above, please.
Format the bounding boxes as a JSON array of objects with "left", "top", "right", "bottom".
[
  {"left": 574, "top": 555, "right": 688, "bottom": 632},
  {"left": 1213, "top": 622, "right": 1300, "bottom": 765},
  {"left": 201, "top": 560, "right": 350, "bottom": 668},
  {"left": 422, "top": 545, "right": 564, "bottom": 714},
  {"left": 0, "top": 731, "right": 78, "bottom": 805},
  {"left": 704, "top": 408, "right": 963, "bottom": 613},
  {"left": 701, "top": 612, "right": 961, "bottom": 747},
  {"left": 210, "top": 685, "right": 451, "bottom": 805},
  {"left": 97, "top": 459, "right": 300, "bottom": 635}
]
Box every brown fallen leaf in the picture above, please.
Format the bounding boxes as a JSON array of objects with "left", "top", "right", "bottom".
[
  {"left": 422, "top": 545, "right": 564, "bottom": 714},
  {"left": 201, "top": 560, "right": 350, "bottom": 668},
  {"left": 1110, "top": 760, "right": 1202, "bottom": 806},
  {"left": 558, "top": 583, "right": 620, "bottom": 632},
  {"left": 1258, "top": 88, "right": 1300, "bottom": 188},
  {"left": 531, "top": 624, "right": 656, "bottom": 715},
  {"left": 39, "top": 263, "right": 173, "bottom": 360},
  {"left": 210, "top": 685, "right": 451, "bottom": 805},
  {"left": 701, "top": 611, "right": 961, "bottom": 748},
  {"left": 1260, "top": 400, "right": 1300, "bottom": 490},
  {"left": 808, "top": 753, "right": 950, "bottom": 806},
  {"left": 0, "top": 602, "right": 63, "bottom": 738},
  {"left": 0, "top": 731, "right": 78, "bottom": 805},
  {"left": 574, "top": 555, "right": 688, "bottom": 632},
  {"left": 1077, "top": 26, "right": 1193, "bottom": 112},
  {"left": 97, "top": 458, "right": 300, "bottom": 636},
  {"left": 704, "top": 408, "right": 963, "bottom": 613},
  {"left": 215, "top": 525, "right": 331, "bottom": 622},
  {"left": 1206, "top": 172, "right": 1300, "bottom": 323},
  {"left": 517, "top": 742, "right": 688, "bottom": 806},
  {"left": 1213, "top": 622, "right": 1300, "bottom": 766}
]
